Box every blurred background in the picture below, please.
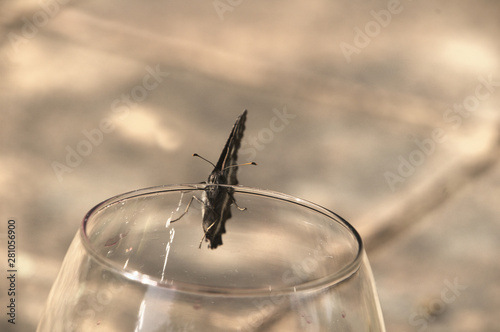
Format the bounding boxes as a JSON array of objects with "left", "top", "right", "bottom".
[{"left": 1, "top": 0, "right": 499, "bottom": 331}]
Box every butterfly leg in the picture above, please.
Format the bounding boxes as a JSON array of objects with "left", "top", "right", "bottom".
[
  {"left": 230, "top": 193, "right": 247, "bottom": 211},
  {"left": 198, "top": 230, "right": 209, "bottom": 248},
  {"left": 168, "top": 194, "right": 203, "bottom": 223}
]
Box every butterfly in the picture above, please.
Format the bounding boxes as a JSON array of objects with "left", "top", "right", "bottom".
[{"left": 170, "top": 110, "right": 256, "bottom": 249}]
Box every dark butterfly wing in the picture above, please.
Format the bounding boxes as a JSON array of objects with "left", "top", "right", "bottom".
[
  {"left": 203, "top": 110, "right": 248, "bottom": 249},
  {"left": 213, "top": 109, "right": 247, "bottom": 185},
  {"left": 201, "top": 186, "right": 233, "bottom": 249}
]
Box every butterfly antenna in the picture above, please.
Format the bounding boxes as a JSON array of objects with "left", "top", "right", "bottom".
[
  {"left": 222, "top": 162, "right": 257, "bottom": 171},
  {"left": 192, "top": 153, "right": 216, "bottom": 168}
]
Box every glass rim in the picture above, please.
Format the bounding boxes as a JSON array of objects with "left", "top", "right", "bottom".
[{"left": 81, "top": 184, "right": 364, "bottom": 296}]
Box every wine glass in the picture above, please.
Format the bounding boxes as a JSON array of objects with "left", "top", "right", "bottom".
[{"left": 37, "top": 184, "right": 385, "bottom": 331}]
